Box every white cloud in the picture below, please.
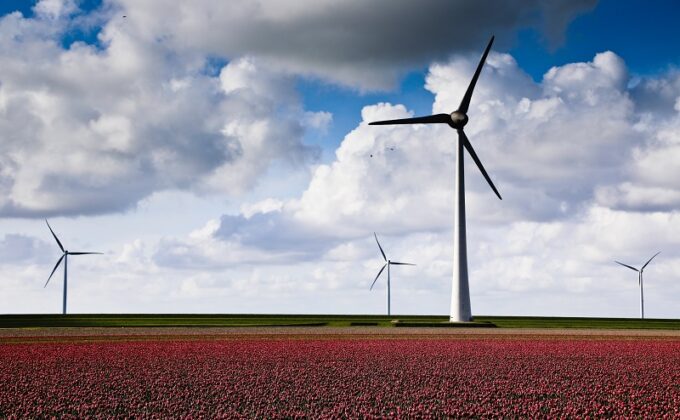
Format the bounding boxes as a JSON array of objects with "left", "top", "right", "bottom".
[
  {"left": 3, "top": 3, "right": 680, "bottom": 318},
  {"left": 303, "top": 111, "right": 332, "bottom": 132},
  {"left": 240, "top": 198, "right": 284, "bottom": 219},
  {"left": 33, "top": 0, "right": 78, "bottom": 20},
  {"left": 144, "top": 51, "right": 680, "bottom": 317},
  {"left": 0, "top": 0, "right": 597, "bottom": 217},
  {"left": 0, "top": 9, "right": 319, "bottom": 217},
  {"left": 543, "top": 51, "right": 628, "bottom": 100},
  {"left": 631, "top": 69, "right": 680, "bottom": 116}
]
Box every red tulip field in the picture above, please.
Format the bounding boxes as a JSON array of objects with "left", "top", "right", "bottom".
[{"left": 1, "top": 333, "right": 679, "bottom": 417}]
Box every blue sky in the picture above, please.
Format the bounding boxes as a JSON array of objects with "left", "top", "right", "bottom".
[
  {"left": 308, "top": 0, "right": 680, "bottom": 152},
  {"left": 513, "top": 0, "right": 680, "bottom": 77},
  {"left": 2, "top": 0, "right": 680, "bottom": 318}
]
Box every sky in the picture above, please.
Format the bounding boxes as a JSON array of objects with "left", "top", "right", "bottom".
[{"left": 2, "top": 0, "right": 680, "bottom": 318}]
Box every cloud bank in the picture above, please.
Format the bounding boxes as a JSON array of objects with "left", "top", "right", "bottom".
[
  {"left": 150, "top": 50, "right": 680, "bottom": 317},
  {"left": 0, "top": 0, "right": 597, "bottom": 217},
  {"left": 0, "top": 6, "right": 321, "bottom": 217},
  {"left": 3, "top": 0, "right": 680, "bottom": 318}
]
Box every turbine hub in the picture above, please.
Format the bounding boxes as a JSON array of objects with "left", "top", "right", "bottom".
[{"left": 449, "top": 111, "right": 468, "bottom": 129}]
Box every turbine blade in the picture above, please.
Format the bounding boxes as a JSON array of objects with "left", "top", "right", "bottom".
[
  {"left": 641, "top": 251, "right": 661, "bottom": 271},
  {"left": 370, "top": 263, "right": 387, "bottom": 290},
  {"left": 457, "top": 36, "right": 494, "bottom": 114},
  {"left": 68, "top": 252, "right": 103, "bottom": 255},
  {"left": 390, "top": 262, "right": 416, "bottom": 266},
  {"left": 44, "top": 254, "right": 65, "bottom": 288},
  {"left": 374, "top": 232, "right": 387, "bottom": 262},
  {"left": 369, "top": 114, "right": 450, "bottom": 126},
  {"left": 460, "top": 130, "right": 502, "bottom": 200},
  {"left": 615, "top": 261, "right": 639, "bottom": 272},
  {"left": 45, "top": 219, "right": 65, "bottom": 252}
]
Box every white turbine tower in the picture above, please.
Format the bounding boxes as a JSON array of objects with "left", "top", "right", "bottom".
[
  {"left": 44, "top": 220, "right": 102, "bottom": 315},
  {"left": 369, "top": 36, "right": 501, "bottom": 322},
  {"left": 370, "top": 233, "right": 415, "bottom": 316},
  {"left": 615, "top": 252, "right": 660, "bottom": 319}
]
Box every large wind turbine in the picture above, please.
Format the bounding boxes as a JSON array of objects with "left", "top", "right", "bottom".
[
  {"left": 615, "top": 252, "right": 660, "bottom": 319},
  {"left": 369, "top": 36, "right": 501, "bottom": 322},
  {"left": 370, "top": 233, "right": 415, "bottom": 316},
  {"left": 44, "top": 220, "right": 102, "bottom": 315}
]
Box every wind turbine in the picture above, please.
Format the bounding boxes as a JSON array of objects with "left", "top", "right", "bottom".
[
  {"left": 615, "top": 252, "right": 660, "bottom": 319},
  {"left": 370, "top": 233, "right": 415, "bottom": 316},
  {"left": 44, "top": 220, "right": 102, "bottom": 315},
  {"left": 369, "top": 36, "right": 501, "bottom": 322}
]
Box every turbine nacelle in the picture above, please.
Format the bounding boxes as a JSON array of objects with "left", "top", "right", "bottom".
[{"left": 449, "top": 111, "right": 468, "bottom": 129}]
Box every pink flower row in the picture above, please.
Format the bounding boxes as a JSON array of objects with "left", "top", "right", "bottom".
[{"left": 1, "top": 338, "right": 679, "bottom": 418}]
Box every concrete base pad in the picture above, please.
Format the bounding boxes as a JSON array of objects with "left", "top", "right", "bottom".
[{"left": 392, "top": 320, "right": 496, "bottom": 328}]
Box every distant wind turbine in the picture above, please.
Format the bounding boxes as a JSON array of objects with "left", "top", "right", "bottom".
[
  {"left": 369, "top": 36, "right": 501, "bottom": 322},
  {"left": 44, "top": 220, "right": 102, "bottom": 315},
  {"left": 370, "top": 233, "right": 415, "bottom": 316},
  {"left": 615, "top": 252, "right": 660, "bottom": 319}
]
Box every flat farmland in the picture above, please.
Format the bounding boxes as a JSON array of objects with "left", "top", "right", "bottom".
[{"left": 1, "top": 327, "right": 679, "bottom": 418}]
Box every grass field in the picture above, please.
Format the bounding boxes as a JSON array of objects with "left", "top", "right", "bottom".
[{"left": 1, "top": 314, "right": 680, "bottom": 329}]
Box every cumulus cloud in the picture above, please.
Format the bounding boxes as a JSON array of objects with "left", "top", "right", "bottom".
[
  {"left": 594, "top": 71, "right": 680, "bottom": 212},
  {"left": 631, "top": 69, "right": 680, "bottom": 116},
  {"left": 33, "top": 0, "right": 78, "bottom": 20},
  {"left": 180, "top": 51, "right": 653, "bottom": 248},
  {"left": 0, "top": 0, "right": 598, "bottom": 218},
  {"left": 5, "top": 1, "right": 680, "bottom": 317},
  {"left": 146, "top": 50, "right": 680, "bottom": 318},
  {"left": 276, "top": 51, "right": 643, "bottom": 233},
  {"left": 0, "top": 10, "right": 319, "bottom": 217}
]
